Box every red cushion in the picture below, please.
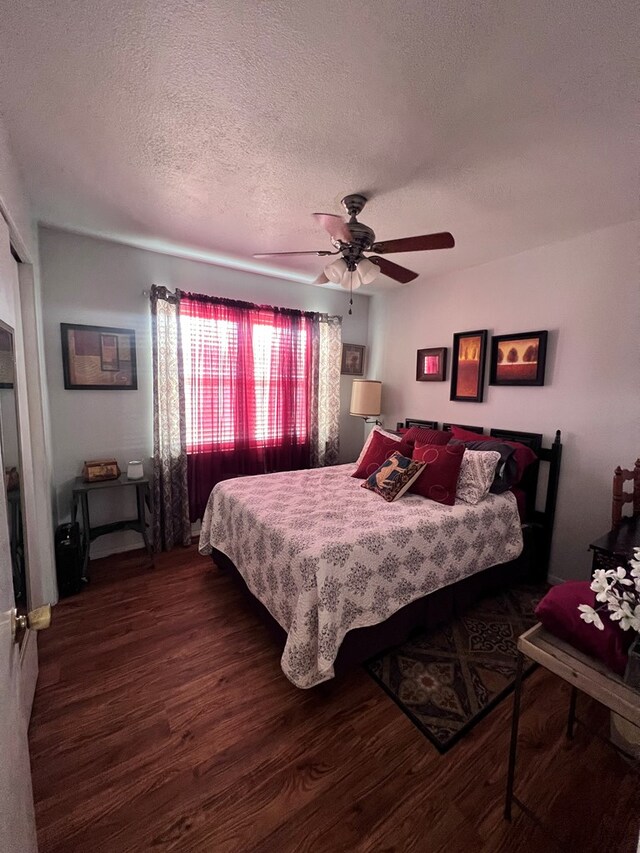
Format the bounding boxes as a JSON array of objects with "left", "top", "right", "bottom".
[
  {"left": 403, "top": 426, "right": 451, "bottom": 447},
  {"left": 352, "top": 431, "right": 414, "bottom": 479},
  {"left": 410, "top": 442, "right": 465, "bottom": 505},
  {"left": 450, "top": 426, "right": 537, "bottom": 482},
  {"left": 535, "top": 581, "right": 633, "bottom": 676}
]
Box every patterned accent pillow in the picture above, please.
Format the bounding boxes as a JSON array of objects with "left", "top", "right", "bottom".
[
  {"left": 354, "top": 426, "right": 402, "bottom": 468},
  {"left": 449, "top": 438, "right": 518, "bottom": 493},
  {"left": 456, "top": 449, "right": 502, "bottom": 505},
  {"left": 410, "top": 442, "right": 465, "bottom": 505},
  {"left": 361, "top": 452, "right": 426, "bottom": 502},
  {"left": 352, "top": 429, "right": 414, "bottom": 479}
]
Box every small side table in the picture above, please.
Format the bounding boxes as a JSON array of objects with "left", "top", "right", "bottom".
[
  {"left": 505, "top": 623, "right": 640, "bottom": 827},
  {"left": 72, "top": 475, "right": 153, "bottom": 580},
  {"left": 589, "top": 515, "right": 640, "bottom": 573}
]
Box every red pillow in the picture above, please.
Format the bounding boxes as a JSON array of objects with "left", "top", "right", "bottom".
[
  {"left": 535, "top": 581, "right": 634, "bottom": 676},
  {"left": 410, "top": 442, "right": 465, "bottom": 505},
  {"left": 403, "top": 426, "right": 451, "bottom": 447},
  {"left": 450, "top": 425, "right": 537, "bottom": 482},
  {"left": 352, "top": 430, "right": 413, "bottom": 479},
  {"left": 449, "top": 426, "right": 487, "bottom": 442}
]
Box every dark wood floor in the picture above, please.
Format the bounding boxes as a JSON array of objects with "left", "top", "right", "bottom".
[{"left": 29, "top": 547, "right": 639, "bottom": 853}]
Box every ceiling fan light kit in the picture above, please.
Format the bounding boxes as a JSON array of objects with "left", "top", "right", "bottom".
[
  {"left": 356, "top": 257, "right": 379, "bottom": 285},
  {"left": 324, "top": 257, "right": 348, "bottom": 283},
  {"left": 254, "top": 193, "right": 455, "bottom": 312},
  {"left": 324, "top": 256, "right": 379, "bottom": 289}
]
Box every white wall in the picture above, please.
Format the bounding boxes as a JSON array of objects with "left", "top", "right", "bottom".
[
  {"left": 0, "top": 120, "right": 36, "bottom": 260},
  {"left": 39, "top": 227, "right": 370, "bottom": 556},
  {"left": 368, "top": 220, "right": 640, "bottom": 582}
]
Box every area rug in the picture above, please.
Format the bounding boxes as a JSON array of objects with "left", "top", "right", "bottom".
[{"left": 365, "top": 584, "right": 547, "bottom": 753}]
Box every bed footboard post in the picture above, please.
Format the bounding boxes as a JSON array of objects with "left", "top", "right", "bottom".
[{"left": 541, "top": 430, "right": 562, "bottom": 577}]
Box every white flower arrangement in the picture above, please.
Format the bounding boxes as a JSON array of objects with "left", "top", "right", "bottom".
[{"left": 578, "top": 547, "right": 640, "bottom": 633}]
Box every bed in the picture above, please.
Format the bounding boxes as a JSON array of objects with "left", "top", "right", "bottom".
[{"left": 199, "top": 422, "right": 562, "bottom": 689}]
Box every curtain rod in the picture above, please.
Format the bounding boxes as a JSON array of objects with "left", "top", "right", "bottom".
[
  {"left": 140, "top": 284, "right": 175, "bottom": 296},
  {"left": 144, "top": 285, "right": 180, "bottom": 303},
  {"left": 143, "top": 286, "right": 341, "bottom": 322}
]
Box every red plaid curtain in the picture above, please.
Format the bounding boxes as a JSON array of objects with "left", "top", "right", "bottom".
[{"left": 180, "top": 293, "right": 314, "bottom": 520}]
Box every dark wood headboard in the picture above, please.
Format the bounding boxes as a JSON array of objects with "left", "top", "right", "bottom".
[
  {"left": 403, "top": 418, "right": 562, "bottom": 578},
  {"left": 442, "top": 422, "right": 483, "bottom": 434},
  {"left": 397, "top": 418, "right": 439, "bottom": 430}
]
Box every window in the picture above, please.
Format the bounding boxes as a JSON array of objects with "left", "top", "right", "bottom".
[
  {"left": 180, "top": 299, "right": 310, "bottom": 454},
  {"left": 251, "top": 321, "right": 308, "bottom": 444},
  {"left": 151, "top": 286, "right": 341, "bottom": 523}
]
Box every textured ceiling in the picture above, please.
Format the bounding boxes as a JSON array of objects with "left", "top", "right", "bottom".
[{"left": 0, "top": 0, "right": 637, "bottom": 289}]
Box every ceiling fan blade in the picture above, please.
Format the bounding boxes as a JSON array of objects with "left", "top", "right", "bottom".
[
  {"left": 371, "top": 232, "right": 455, "bottom": 254},
  {"left": 312, "top": 213, "right": 352, "bottom": 244},
  {"left": 369, "top": 256, "right": 419, "bottom": 284},
  {"left": 312, "top": 271, "right": 329, "bottom": 285},
  {"left": 253, "top": 250, "right": 337, "bottom": 258}
]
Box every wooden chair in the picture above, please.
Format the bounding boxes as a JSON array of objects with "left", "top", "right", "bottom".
[{"left": 612, "top": 458, "right": 640, "bottom": 527}]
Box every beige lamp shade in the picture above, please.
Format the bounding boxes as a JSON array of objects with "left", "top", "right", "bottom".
[{"left": 350, "top": 380, "right": 382, "bottom": 417}]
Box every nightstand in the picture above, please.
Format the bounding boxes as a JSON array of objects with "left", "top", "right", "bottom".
[{"left": 589, "top": 515, "right": 640, "bottom": 573}]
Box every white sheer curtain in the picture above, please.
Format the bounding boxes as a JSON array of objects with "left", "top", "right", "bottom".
[
  {"left": 150, "top": 286, "right": 191, "bottom": 551},
  {"left": 310, "top": 315, "right": 341, "bottom": 467}
]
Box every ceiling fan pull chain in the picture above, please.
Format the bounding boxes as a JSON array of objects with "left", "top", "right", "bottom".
[{"left": 348, "top": 275, "right": 353, "bottom": 315}]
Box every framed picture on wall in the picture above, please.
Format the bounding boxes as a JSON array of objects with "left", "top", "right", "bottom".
[
  {"left": 449, "top": 330, "right": 487, "bottom": 403},
  {"left": 341, "top": 343, "right": 365, "bottom": 376},
  {"left": 489, "top": 330, "right": 548, "bottom": 386},
  {"left": 416, "top": 347, "right": 447, "bottom": 381},
  {"left": 61, "top": 323, "right": 138, "bottom": 390}
]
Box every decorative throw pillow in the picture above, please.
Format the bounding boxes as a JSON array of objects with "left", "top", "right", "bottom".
[
  {"left": 449, "top": 426, "right": 488, "bottom": 442},
  {"left": 450, "top": 438, "right": 517, "bottom": 494},
  {"left": 535, "top": 581, "right": 634, "bottom": 677},
  {"left": 352, "top": 430, "right": 413, "bottom": 479},
  {"left": 450, "top": 426, "right": 538, "bottom": 483},
  {"left": 361, "top": 452, "right": 426, "bottom": 502},
  {"left": 403, "top": 426, "right": 451, "bottom": 447},
  {"left": 354, "top": 426, "right": 402, "bottom": 469},
  {"left": 410, "top": 442, "right": 465, "bottom": 505},
  {"left": 456, "top": 449, "right": 502, "bottom": 505}
]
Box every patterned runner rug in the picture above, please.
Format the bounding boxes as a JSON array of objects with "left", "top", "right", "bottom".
[{"left": 365, "top": 584, "right": 547, "bottom": 753}]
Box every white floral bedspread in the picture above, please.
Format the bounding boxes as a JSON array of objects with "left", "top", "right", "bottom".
[{"left": 199, "top": 464, "right": 523, "bottom": 688}]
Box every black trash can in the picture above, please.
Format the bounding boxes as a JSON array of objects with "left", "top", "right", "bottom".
[{"left": 55, "top": 523, "right": 84, "bottom": 597}]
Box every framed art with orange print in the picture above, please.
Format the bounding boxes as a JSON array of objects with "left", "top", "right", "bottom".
[
  {"left": 489, "top": 330, "right": 548, "bottom": 386},
  {"left": 449, "top": 330, "right": 487, "bottom": 403},
  {"left": 61, "top": 323, "right": 138, "bottom": 390}
]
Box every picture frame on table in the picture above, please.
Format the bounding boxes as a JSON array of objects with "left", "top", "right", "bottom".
[
  {"left": 341, "top": 343, "right": 365, "bottom": 376},
  {"left": 416, "top": 347, "right": 447, "bottom": 382},
  {"left": 449, "top": 330, "right": 487, "bottom": 403},
  {"left": 489, "top": 330, "right": 548, "bottom": 386},
  {"left": 61, "top": 323, "right": 138, "bottom": 390}
]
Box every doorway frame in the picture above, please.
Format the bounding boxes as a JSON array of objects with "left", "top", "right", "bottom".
[{"left": 0, "top": 202, "right": 57, "bottom": 725}]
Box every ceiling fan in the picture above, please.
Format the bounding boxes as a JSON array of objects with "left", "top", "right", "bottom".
[{"left": 254, "top": 193, "right": 455, "bottom": 310}]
